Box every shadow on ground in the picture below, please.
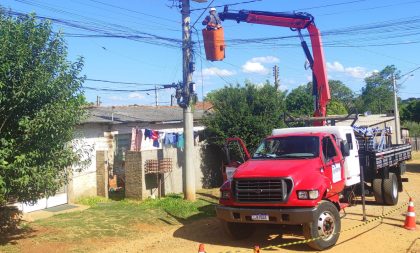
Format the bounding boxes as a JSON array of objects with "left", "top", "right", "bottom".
[
  {"left": 0, "top": 225, "right": 34, "bottom": 246},
  {"left": 165, "top": 201, "right": 313, "bottom": 252}
]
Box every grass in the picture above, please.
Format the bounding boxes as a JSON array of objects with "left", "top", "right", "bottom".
[{"left": 31, "top": 190, "right": 217, "bottom": 243}]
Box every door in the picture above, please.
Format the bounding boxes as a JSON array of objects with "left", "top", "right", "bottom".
[
  {"left": 343, "top": 132, "right": 361, "bottom": 186},
  {"left": 322, "top": 136, "right": 345, "bottom": 196},
  {"left": 221, "top": 138, "right": 250, "bottom": 182}
]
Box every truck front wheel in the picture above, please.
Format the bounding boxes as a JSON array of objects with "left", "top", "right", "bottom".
[
  {"left": 220, "top": 220, "right": 256, "bottom": 240},
  {"left": 303, "top": 201, "right": 341, "bottom": 250}
]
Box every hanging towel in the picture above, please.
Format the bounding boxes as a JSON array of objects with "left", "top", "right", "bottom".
[{"left": 177, "top": 133, "right": 184, "bottom": 149}]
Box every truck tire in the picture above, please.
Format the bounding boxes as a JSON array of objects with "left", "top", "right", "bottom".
[
  {"left": 220, "top": 220, "right": 256, "bottom": 240},
  {"left": 372, "top": 177, "right": 384, "bottom": 204},
  {"left": 303, "top": 201, "right": 341, "bottom": 250},
  {"left": 383, "top": 173, "right": 398, "bottom": 205}
]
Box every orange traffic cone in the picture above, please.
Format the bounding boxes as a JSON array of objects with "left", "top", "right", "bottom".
[
  {"left": 404, "top": 197, "right": 417, "bottom": 230},
  {"left": 254, "top": 245, "right": 260, "bottom": 253},
  {"left": 198, "top": 243, "right": 206, "bottom": 253}
]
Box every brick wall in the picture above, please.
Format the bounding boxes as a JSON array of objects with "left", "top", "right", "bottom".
[
  {"left": 96, "top": 151, "right": 106, "bottom": 197},
  {"left": 125, "top": 152, "right": 144, "bottom": 199}
]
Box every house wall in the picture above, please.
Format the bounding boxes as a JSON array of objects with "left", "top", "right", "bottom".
[
  {"left": 68, "top": 123, "right": 110, "bottom": 202},
  {"left": 69, "top": 122, "right": 218, "bottom": 202}
]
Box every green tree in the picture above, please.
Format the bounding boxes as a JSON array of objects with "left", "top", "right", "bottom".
[
  {"left": 0, "top": 13, "right": 86, "bottom": 206},
  {"left": 359, "top": 65, "right": 400, "bottom": 114},
  {"left": 203, "top": 81, "right": 286, "bottom": 153},
  {"left": 285, "top": 80, "right": 349, "bottom": 117},
  {"left": 401, "top": 99, "right": 420, "bottom": 123},
  {"left": 285, "top": 85, "right": 313, "bottom": 117}
]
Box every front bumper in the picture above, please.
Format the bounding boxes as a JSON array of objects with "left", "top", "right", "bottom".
[{"left": 216, "top": 205, "right": 317, "bottom": 225}]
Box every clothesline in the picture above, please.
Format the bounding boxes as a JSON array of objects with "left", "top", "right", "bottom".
[{"left": 130, "top": 127, "right": 200, "bottom": 151}]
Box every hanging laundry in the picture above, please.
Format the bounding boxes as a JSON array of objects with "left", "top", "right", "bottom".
[
  {"left": 177, "top": 133, "right": 184, "bottom": 149},
  {"left": 152, "top": 130, "right": 160, "bottom": 148},
  {"left": 164, "top": 133, "right": 177, "bottom": 146},
  {"left": 194, "top": 131, "right": 200, "bottom": 146},
  {"left": 135, "top": 128, "right": 143, "bottom": 151},
  {"left": 144, "top": 129, "right": 152, "bottom": 140},
  {"left": 130, "top": 128, "right": 137, "bottom": 151}
]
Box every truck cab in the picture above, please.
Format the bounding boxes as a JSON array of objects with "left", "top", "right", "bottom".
[{"left": 217, "top": 126, "right": 359, "bottom": 250}]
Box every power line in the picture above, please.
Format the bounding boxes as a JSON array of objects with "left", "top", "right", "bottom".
[
  {"left": 86, "top": 0, "right": 179, "bottom": 23},
  {"left": 295, "top": 0, "right": 368, "bottom": 11},
  {"left": 401, "top": 66, "right": 420, "bottom": 77},
  {"left": 190, "top": 0, "right": 263, "bottom": 11},
  {"left": 83, "top": 86, "right": 166, "bottom": 92},
  {"left": 85, "top": 78, "right": 173, "bottom": 86}
]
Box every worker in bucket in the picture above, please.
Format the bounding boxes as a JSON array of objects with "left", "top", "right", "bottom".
[{"left": 202, "top": 7, "right": 222, "bottom": 30}]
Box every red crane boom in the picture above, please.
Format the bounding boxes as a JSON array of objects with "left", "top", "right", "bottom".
[{"left": 219, "top": 7, "right": 331, "bottom": 126}]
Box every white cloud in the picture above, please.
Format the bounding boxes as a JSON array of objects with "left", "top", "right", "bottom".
[
  {"left": 242, "top": 61, "right": 268, "bottom": 74},
  {"left": 249, "top": 56, "right": 279, "bottom": 64},
  {"left": 242, "top": 56, "right": 280, "bottom": 75},
  {"left": 202, "top": 67, "right": 236, "bottom": 77},
  {"left": 128, "top": 92, "right": 145, "bottom": 99},
  {"left": 327, "top": 61, "right": 373, "bottom": 79}
]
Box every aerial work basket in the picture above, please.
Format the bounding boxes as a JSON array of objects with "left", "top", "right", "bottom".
[{"left": 202, "top": 28, "right": 225, "bottom": 61}]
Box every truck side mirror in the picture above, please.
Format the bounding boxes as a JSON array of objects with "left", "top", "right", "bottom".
[{"left": 340, "top": 140, "right": 350, "bottom": 157}]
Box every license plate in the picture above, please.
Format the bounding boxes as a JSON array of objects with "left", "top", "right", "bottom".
[{"left": 251, "top": 214, "right": 269, "bottom": 221}]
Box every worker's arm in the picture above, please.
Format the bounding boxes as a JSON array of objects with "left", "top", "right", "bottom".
[{"left": 202, "top": 16, "right": 210, "bottom": 26}]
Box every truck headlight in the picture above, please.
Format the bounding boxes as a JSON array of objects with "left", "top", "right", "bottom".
[
  {"left": 220, "top": 191, "right": 231, "bottom": 199},
  {"left": 220, "top": 180, "right": 232, "bottom": 200},
  {"left": 297, "top": 190, "right": 319, "bottom": 200}
]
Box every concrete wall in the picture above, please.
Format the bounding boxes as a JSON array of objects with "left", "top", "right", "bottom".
[{"left": 125, "top": 146, "right": 207, "bottom": 200}]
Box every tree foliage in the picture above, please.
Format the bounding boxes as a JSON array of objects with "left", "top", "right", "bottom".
[
  {"left": 359, "top": 65, "right": 400, "bottom": 114},
  {"left": 0, "top": 13, "right": 86, "bottom": 205},
  {"left": 203, "top": 81, "right": 286, "bottom": 153},
  {"left": 401, "top": 99, "right": 420, "bottom": 123},
  {"left": 285, "top": 80, "right": 350, "bottom": 117}
]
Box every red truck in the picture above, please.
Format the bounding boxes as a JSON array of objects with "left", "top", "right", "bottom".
[
  {"left": 217, "top": 126, "right": 411, "bottom": 250},
  {"left": 204, "top": 7, "right": 412, "bottom": 250}
]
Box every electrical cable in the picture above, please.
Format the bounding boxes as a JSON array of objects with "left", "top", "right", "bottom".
[
  {"left": 190, "top": 0, "right": 263, "bottom": 11},
  {"left": 85, "top": 78, "right": 172, "bottom": 86}
]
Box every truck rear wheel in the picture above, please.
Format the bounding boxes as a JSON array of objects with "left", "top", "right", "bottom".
[
  {"left": 220, "top": 220, "right": 256, "bottom": 240},
  {"left": 373, "top": 173, "right": 398, "bottom": 205},
  {"left": 373, "top": 177, "right": 384, "bottom": 204},
  {"left": 303, "top": 201, "right": 341, "bottom": 250},
  {"left": 383, "top": 173, "right": 398, "bottom": 205}
]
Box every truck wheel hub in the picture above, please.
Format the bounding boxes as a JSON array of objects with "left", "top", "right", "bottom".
[{"left": 317, "top": 211, "right": 335, "bottom": 240}]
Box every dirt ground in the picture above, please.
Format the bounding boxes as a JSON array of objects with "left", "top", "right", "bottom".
[{"left": 2, "top": 158, "right": 420, "bottom": 253}]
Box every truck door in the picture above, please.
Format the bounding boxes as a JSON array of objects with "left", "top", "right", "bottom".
[
  {"left": 222, "top": 138, "right": 251, "bottom": 182},
  {"left": 322, "top": 136, "right": 345, "bottom": 196}
]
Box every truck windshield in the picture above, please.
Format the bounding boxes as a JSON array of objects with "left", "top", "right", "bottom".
[{"left": 253, "top": 136, "right": 319, "bottom": 159}]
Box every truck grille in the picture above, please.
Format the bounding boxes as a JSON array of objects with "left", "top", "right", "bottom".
[{"left": 234, "top": 179, "right": 291, "bottom": 203}]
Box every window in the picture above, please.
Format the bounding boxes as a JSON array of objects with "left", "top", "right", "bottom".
[
  {"left": 253, "top": 136, "right": 319, "bottom": 159},
  {"left": 322, "top": 137, "right": 337, "bottom": 161},
  {"left": 346, "top": 133, "right": 353, "bottom": 150}
]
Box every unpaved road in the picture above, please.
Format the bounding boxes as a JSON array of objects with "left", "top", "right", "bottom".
[
  {"left": 100, "top": 161, "right": 420, "bottom": 253},
  {"left": 4, "top": 158, "right": 420, "bottom": 253}
]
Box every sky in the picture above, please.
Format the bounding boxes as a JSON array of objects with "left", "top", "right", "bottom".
[{"left": 2, "top": 0, "right": 420, "bottom": 106}]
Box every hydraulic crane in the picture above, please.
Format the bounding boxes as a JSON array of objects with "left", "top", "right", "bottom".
[{"left": 215, "top": 7, "right": 331, "bottom": 126}]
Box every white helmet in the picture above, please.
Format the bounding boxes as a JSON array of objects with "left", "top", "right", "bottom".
[{"left": 209, "top": 7, "right": 216, "bottom": 12}]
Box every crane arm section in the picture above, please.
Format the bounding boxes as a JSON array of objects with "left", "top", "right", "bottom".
[{"left": 219, "top": 8, "right": 330, "bottom": 125}]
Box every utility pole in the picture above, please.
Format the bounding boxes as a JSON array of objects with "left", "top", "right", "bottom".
[
  {"left": 155, "top": 85, "right": 159, "bottom": 106},
  {"left": 392, "top": 74, "right": 401, "bottom": 144},
  {"left": 181, "top": 0, "right": 196, "bottom": 201},
  {"left": 273, "top": 65, "right": 279, "bottom": 90}
]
